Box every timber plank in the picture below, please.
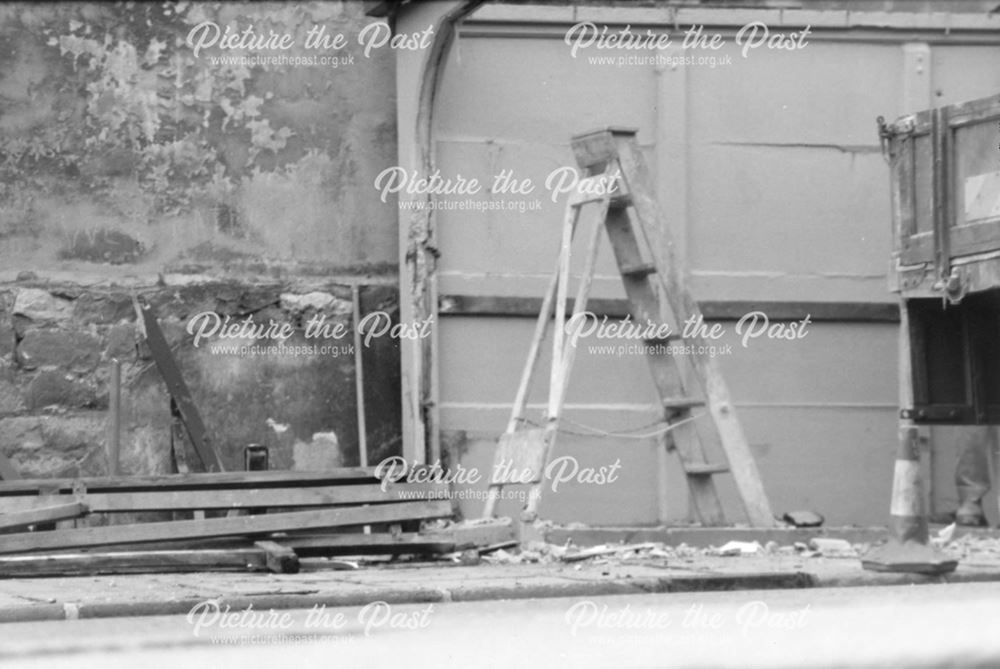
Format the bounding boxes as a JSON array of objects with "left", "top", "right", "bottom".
[
  {"left": 438, "top": 294, "right": 900, "bottom": 322},
  {"left": 0, "top": 482, "right": 447, "bottom": 513},
  {"left": 0, "top": 468, "right": 386, "bottom": 495},
  {"left": 0, "top": 549, "right": 271, "bottom": 578},
  {"left": 0, "top": 501, "right": 452, "bottom": 555},
  {"left": 283, "top": 521, "right": 517, "bottom": 556},
  {"left": 254, "top": 540, "right": 300, "bottom": 574},
  {"left": 0, "top": 502, "right": 88, "bottom": 531}
]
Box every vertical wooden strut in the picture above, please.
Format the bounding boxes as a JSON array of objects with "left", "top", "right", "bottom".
[{"left": 483, "top": 128, "right": 775, "bottom": 528}]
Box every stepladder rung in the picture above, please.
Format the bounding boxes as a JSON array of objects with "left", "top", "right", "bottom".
[
  {"left": 684, "top": 462, "right": 730, "bottom": 476},
  {"left": 644, "top": 333, "right": 679, "bottom": 345},
  {"left": 608, "top": 192, "right": 632, "bottom": 210},
  {"left": 661, "top": 397, "right": 705, "bottom": 411},
  {"left": 619, "top": 261, "right": 656, "bottom": 278},
  {"left": 484, "top": 126, "right": 775, "bottom": 528}
]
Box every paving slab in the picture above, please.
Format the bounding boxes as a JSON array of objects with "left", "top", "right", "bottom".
[{"left": 1, "top": 541, "right": 1000, "bottom": 623}]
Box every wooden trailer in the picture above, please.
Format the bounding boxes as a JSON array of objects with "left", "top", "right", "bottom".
[{"left": 884, "top": 92, "right": 1000, "bottom": 426}]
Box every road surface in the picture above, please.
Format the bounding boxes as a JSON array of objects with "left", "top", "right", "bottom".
[{"left": 2, "top": 582, "right": 999, "bottom": 668}]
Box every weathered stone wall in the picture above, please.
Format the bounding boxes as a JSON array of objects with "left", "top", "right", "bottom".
[
  {"left": 0, "top": 2, "right": 402, "bottom": 477},
  {"left": 0, "top": 281, "right": 401, "bottom": 477}
]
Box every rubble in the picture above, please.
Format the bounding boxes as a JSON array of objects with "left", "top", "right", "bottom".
[
  {"left": 714, "top": 540, "right": 763, "bottom": 556},
  {"left": 782, "top": 510, "right": 825, "bottom": 528},
  {"left": 808, "top": 538, "right": 857, "bottom": 558}
]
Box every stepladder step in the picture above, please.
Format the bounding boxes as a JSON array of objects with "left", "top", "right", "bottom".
[
  {"left": 484, "top": 126, "right": 776, "bottom": 528},
  {"left": 644, "top": 332, "right": 679, "bottom": 344},
  {"left": 609, "top": 192, "right": 633, "bottom": 210},
  {"left": 684, "top": 462, "right": 730, "bottom": 476},
  {"left": 619, "top": 261, "right": 657, "bottom": 278},
  {"left": 661, "top": 397, "right": 705, "bottom": 411}
]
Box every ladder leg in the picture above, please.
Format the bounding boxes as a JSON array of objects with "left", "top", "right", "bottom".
[
  {"left": 525, "top": 206, "right": 606, "bottom": 520},
  {"left": 483, "top": 264, "right": 559, "bottom": 519},
  {"left": 613, "top": 134, "right": 775, "bottom": 527},
  {"left": 484, "top": 207, "right": 581, "bottom": 519},
  {"left": 507, "top": 262, "right": 559, "bottom": 433},
  {"left": 554, "top": 201, "right": 609, "bottom": 411},
  {"left": 548, "top": 203, "right": 579, "bottom": 412}
]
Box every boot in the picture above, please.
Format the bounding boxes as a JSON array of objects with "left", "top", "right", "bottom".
[
  {"left": 956, "top": 501, "right": 988, "bottom": 527},
  {"left": 955, "top": 427, "right": 993, "bottom": 528}
]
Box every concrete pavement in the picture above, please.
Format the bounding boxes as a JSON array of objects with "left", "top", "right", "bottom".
[
  {"left": 3, "top": 529, "right": 1000, "bottom": 623},
  {"left": 3, "top": 583, "right": 1000, "bottom": 668}
]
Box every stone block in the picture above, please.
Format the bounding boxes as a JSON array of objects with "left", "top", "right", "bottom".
[
  {"left": 24, "top": 370, "right": 100, "bottom": 410},
  {"left": 12, "top": 288, "right": 73, "bottom": 323},
  {"left": 17, "top": 329, "right": 101, "bottom": 372},
  {"left": 0, "top": 414, "right": 106, "bottom": 478},
  {"left": 0, "top": 363, "right": 23, "bottom": 414}
]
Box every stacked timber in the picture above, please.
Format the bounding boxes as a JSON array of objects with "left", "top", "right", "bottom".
[{"left": 0, "top": 468, "right": 514, "bottom": 576}]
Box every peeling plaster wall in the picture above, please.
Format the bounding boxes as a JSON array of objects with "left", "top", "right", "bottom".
[
  {"left": 0, "top": 2, "right": 398, "bottom": 276},
  {"left": 0, "top": 2, "right": 402, "bottom": 477}
]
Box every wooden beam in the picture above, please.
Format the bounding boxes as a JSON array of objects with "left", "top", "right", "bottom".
[
  {"left": 0, "top": 549, "right": 275, "bottom": 578},
  {"left": 352, "top": 284, "right": 369, "bottom": 468},
  {"left": 0, "top": 483, "right": 447, "bottom": 513},
  {"left": 0, "top": 468, "right": 384, "bottom": 495},
  {"left": 254, "top": 540, "right": 300, "bottom": 574},
  {"left": 283, "top": 521, "right": 516, "bottom": 556},
  {"left": 0, "top": 502, "right": 88, "bottom": 531},
  {"left": 438, "top": 294, "right": 901, "bottom": 322},
  {"left": 107, "top": 359, "right": 122, "bottom": 476},
  {"left": 0, "top": 501, "right": 452, "bottom": 555}
]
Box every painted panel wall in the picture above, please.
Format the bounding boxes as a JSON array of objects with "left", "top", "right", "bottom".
[
  {"left": 427, "top": 5, "right": 1000, "bottom": 526},
  {"left": 440, "top": 315, "right": 898, "bottom": 525}
]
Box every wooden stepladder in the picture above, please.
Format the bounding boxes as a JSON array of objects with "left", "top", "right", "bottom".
[{"left": 482, "top": 127, "right": 775, "bottom": 527}]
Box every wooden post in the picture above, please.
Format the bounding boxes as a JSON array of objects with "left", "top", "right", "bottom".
[
  {"left": 352, "top": 284, "right": 368, "bottom": 468},
  {"left": 107, "top": 359, "right": 121, "bottom": 476}
]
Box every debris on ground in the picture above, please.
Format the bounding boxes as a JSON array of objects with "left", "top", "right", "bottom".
[
  {"left": 931, "top": 523, "right": 957, "bottom": 547},
  {"left": 713, "top": 540, "right": 763, "bottom": 556},
  {"left": 561, "top": 542, "right": 661, "bottom": 563},
  {"left": 782, "top": 510, "right": 825, "bottom": 527},
  {"left": 807, "top": 538, "right": 857, "bottom": 558}
]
